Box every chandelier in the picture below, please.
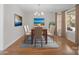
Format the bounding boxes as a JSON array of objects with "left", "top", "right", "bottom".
[{"left": 34, "top": 4, "right": 44, "bottom": 16}]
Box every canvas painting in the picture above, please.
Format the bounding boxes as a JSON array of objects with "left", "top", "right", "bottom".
[
  {"left": 14, "top": 14, "right": 22, "bottom": 26},
  {"left": 34, "top": 18, "right": 44, "bottom": 26}
]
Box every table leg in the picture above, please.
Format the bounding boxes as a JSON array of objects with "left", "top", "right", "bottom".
[
  {"left": 45, "top": 37, "right": 47, "bottom": 44},
  {"left": 31, "top": 35, "right": 33, "bottom": 44},
  {"left": 45, "top": 35, "right": 47, "bottom": 44}
]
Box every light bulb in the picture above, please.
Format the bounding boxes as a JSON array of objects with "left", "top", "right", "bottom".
[
  {"left": 41, "top": 12, "right": 44, "bottom": 15},
  {"left": 34, "top": 11, "right": 38, "bottom": 16}
]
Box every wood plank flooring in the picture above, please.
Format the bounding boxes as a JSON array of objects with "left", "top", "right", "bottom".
[{"left": 1, "top": 35, "right": 77, "bottom": 55}]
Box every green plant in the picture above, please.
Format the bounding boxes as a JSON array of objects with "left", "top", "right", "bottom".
[{"left": 49, "top": 22, "right": 55, "bottom": 28}]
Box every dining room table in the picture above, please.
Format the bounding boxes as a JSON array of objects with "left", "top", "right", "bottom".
[{"left": 31, "top": 28, "right": 47, "bottom": 44}]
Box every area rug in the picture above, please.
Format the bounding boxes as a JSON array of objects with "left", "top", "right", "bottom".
[{"left": 20, "top": 36, "right": 60, "bottom": 48}]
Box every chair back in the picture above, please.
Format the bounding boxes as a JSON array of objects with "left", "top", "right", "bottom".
[
  {"left": 34, "top": 27, "right": 42, "bottom": 38},
  {"left": 23, "top": 25, "right": 28, "bottom": 33},
  {"left": 50, "top": 25, "right": 55, "bottom": 35},
  {"left": 26, "top": 25, "right": 30, "bottom": 32}
]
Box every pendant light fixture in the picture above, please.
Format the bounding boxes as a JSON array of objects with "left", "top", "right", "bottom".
[{"left": 34, "top": 4, "right": 44, "bottom": 16}]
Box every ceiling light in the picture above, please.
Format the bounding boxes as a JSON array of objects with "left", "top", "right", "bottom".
[
  {"left": 34, "top": 11, "right": 44, "bottom": 16},
  {"left": 34, "top": 4, "right": 44, "bottom": 16},
  {"left": 41, "top": 12, "right": 44, "bottom": 15}
]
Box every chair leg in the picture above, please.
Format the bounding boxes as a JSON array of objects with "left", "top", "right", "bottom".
[
  {"left": 35, "top": 39, "right": 36, "bottom": 47},
  {"left": 41, "top": 39, "right": 43, "bottom": 47},
  {"left": 52, "top": 36, "right": 54, "bottom": 43},
  {"left": 24, "top": 35, "right": 27, "bottom": 43}
]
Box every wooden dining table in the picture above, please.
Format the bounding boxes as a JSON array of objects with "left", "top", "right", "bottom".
[{"left": 31, "top": 28, "right": 47, "bottom": 44}]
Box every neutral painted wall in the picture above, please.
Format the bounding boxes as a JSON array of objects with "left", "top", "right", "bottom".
[
  {"left": 0, "top": 4, "right": 4, "bottom": 50},
  {"left": 23, "top": 12, "right": 55, "bottom": 30},
  {"left": 3, "top": 4, "right": 24, "bottom": 50}
]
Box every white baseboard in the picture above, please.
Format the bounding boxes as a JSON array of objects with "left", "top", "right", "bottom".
[{"left": 3, "top": 34, "right": 24, "bottom": 51}]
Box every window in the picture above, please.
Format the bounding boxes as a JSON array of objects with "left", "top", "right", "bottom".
[
  {"left": 66, "top": 9, "right": 75, "bottom": 31},
  {"left": 67, "top": 10, "right": 75, "bottom": 27}
]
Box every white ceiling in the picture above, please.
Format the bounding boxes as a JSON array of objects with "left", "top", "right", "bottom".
[{"left": 17, "top": 4, "right": 75, "bottom": 13}]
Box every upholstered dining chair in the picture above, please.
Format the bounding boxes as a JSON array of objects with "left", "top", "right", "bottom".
[
  {"left": 48, "top": 25, "right": 56, "bottom": 42},
  {"left": 23, "top": 25, "right": 31, "bottom": 43},
  {"left": 33, "top": 27, "right": 44, "bottom": 47},
  {"left": 48, "top": 25, "right": 55, "bottom": 36},
  {"left": 26, "top": 25, "right": 31, "bottom": 33}
]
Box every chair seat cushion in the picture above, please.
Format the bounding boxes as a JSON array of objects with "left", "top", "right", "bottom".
[{"left": 26, "top": 32, "right": 31, "bottom": 35}]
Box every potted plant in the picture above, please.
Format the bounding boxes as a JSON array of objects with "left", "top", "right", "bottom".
[{"left": 49, "top": 22, "right": 55, "bottom": 29}]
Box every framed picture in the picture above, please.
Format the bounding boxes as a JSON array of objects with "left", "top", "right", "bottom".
[
  {"left": 14, "top": 14, "right": 22, "bottom": 27},
  {"left": 34, "top": 18, "right": 44, "bottom": 26}
]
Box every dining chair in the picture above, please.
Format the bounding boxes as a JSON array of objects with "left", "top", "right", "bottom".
[
  {"left": 48, "top": 25, "right": 56, "bottom": 42},
  {"left": 23, "top": 25, "right": 31, "bottom": 43},
  {"left": 26, "top": 25, "right": 31, "bottom": 33},
  {"left": 33, "top": 27, "right": 44, "bottom": 47},
  {"left": 48, "top": 25, "right": 55, "bottom": 36}
]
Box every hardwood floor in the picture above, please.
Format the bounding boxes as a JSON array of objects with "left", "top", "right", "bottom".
[{"left": 1, "top": 35, "right": 77, "bottom": 55}]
